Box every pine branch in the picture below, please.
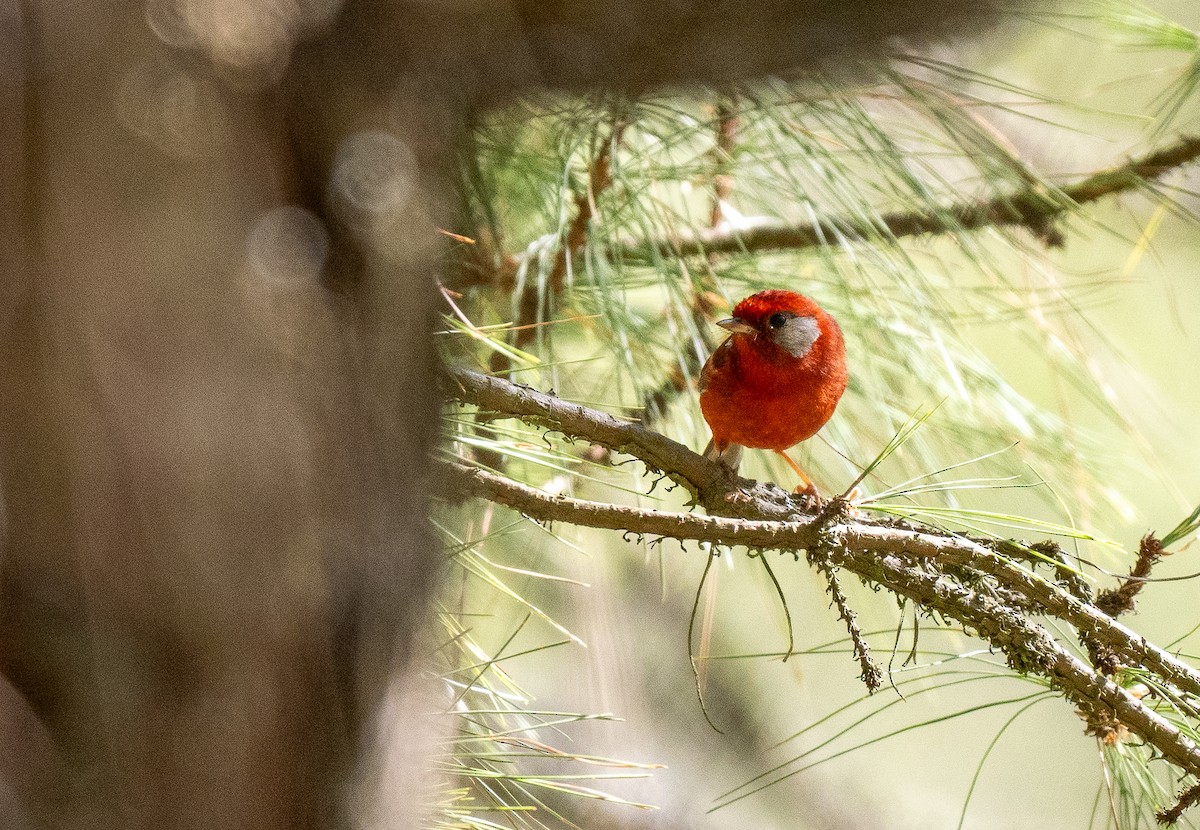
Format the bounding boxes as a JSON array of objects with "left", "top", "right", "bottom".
[
  {"left": 437, "top": 460, "right": 1200, "bottom": 790},
  {"left": 442, "top": 367, "right": 1200, "bottom": 818},
  {"left": 444, "top": 365, "right": 1200, "bottom": 699},
  {"left": 452, "top": 133, "right": 1200, "bottom": 293},
  {"left": 616, "top": 134, "right": 1200, "bottom": 260},
  {"left": 443, "top": 366, "right": 733, "bottom": 501},
  {"left": 443, "top": 366, "right": 1200, "bottom": 703},
  {"left": 438, "top": 407, "right": 1200, "bottom": 707}
]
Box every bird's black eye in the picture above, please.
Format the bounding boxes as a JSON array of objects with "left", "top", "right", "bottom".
[{"left": 768, "top": 312, "right": 788, "bottom": 329}]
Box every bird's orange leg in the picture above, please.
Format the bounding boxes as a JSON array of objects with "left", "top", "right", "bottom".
[{"left": 773, "top": 450, "right": 819, "bottom": 498}]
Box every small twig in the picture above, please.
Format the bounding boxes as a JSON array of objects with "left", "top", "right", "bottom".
[
  {"left": 812, "top": 555, "right": 883, "bottom": 693},
  {"left": 813, "top": 496, "right": 883, "bottom": 691},
  {"left": 1088, "top": 532, "right": 1167, "bottom": 677},
  {"left": 1158, "top": 780, "right": 1200, "bottom": 826},
  {"left": 1096, "top": 533, "right": 1167, "bottom": 618}
]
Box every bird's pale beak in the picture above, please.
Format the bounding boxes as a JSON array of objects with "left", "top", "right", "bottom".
[{"left": 716, "top": 317, "right": 756, "bottom": 336}]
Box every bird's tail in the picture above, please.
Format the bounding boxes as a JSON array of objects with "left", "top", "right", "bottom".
[{"left": 703, "top": 439, "right": 743, "bottom": 475}]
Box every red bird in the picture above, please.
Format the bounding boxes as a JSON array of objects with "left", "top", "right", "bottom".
[{"left": 699, "top": 289, "right": 848, "bottom": 496}]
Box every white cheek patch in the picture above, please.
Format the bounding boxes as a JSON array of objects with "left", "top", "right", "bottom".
[{"left": 774, "top": 315, "right": 820, "bottom": 358}]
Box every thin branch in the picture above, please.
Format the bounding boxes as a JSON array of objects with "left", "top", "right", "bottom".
[
  {"left": 438, "top": 460, "right": 809, "bottom": 544},
  {"left": 1160, "top": 782, "right": 1200, "bottom": 826},
  {"left": 1096, "top": 532, "right": 1167, "bottom": 618},
  {"left": 1087, "top": 533, "right": 1168, "bottom": 677},
  {"left": 443, "top": 366, "right": 735, "bottom": 501},
  {"left": 616, "top": 134, "right": 1200, "bottom": 260},
  {"left": 813, "top": 556, "right": 883, "bottom": 693}
]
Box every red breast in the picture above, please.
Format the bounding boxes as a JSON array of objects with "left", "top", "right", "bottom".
[{"left": 699, "top": 289, "right": 847, "bottom": 452}]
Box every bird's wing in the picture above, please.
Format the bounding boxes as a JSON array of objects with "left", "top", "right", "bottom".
[{"left": 699, "top": 337, "right": 734, "bottom": 393}]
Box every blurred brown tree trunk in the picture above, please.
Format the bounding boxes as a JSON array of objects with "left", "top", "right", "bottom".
[
  {"left": 0, "top": 0, "right": 1031, "bottom": 827},
  {"left": 0, "top": 1, "right": 444, "bottom": 828}
]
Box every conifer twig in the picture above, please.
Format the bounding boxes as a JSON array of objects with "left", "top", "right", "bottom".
[
  {"left": 616, "top": 134, "right": 1200, "bottom": 260},
  {"left": 1160, "top": 782, "right": 1200, "bottom": 826},
  {"left": 1096, "top": 532, "right": 1168, "bottom": 618},
  {"left": 812, "top": 555, "right": 883, "bottom": 693}
]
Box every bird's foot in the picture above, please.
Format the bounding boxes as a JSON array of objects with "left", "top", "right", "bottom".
[{"left": 792, "top": 482, "right": 823, "bottom": 511}]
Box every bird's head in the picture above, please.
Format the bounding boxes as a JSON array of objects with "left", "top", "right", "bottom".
[{"left": 716, "top": 289, "right": 825, "bottom": 359}]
